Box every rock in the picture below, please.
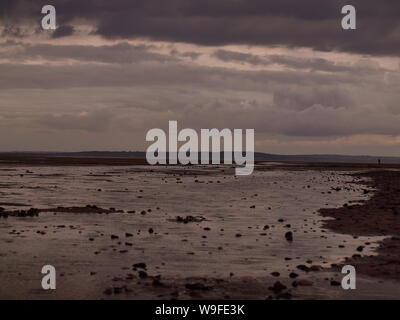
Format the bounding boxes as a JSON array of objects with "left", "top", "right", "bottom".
[
  {"left": 289, "top": 272, "right": 299, "bottom": 279},
  {"left": 296, "top": 265, "right": 310, "bottom": 272},
  {"left": 133, "top": 263, "right": 147, "bottom": 270},
  {"left": 277, "top": 292, "right": 292, "bottom": 300},
  {"left": 113, "top": 287, "right": 122, "bottom": 294},
  {"left": 269, "top": 281, "right": 287, "bottom": 294},
  {"left": 126, "top": 274, "right": 135, "bottom": 280},
  {"left": 9, "top": 208, "right": 40, "bottom": 217},
  {"left": 111, "top": 234, "right": 119, "bottom": 240},
  {"left": 175, "top": 216, "right": 205, "bottom": 224},
  {"left": 330, "top": 280, "right": 341, "bottom": 286},
  {"left": 103, "top": 288, "right": 112, "bottom": 295},
  {"left": 28, "top": 208, "right": 40, "bottom": 216},
  {"left": 309, "top": 265, "right": 322, "bottom": 271},
  {"left": 271, "top": 272, "right": 280, "bottom": 277},
  {"left": 152, "top": 279, "right": 166, "bottom": 287},
  {"left": 285, "top": 232, "right": 293, "bottom": 242}
]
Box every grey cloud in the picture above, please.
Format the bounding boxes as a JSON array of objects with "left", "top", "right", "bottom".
[
  {"left": 3, "top": 62, "right": 396, "bottom": 138},
  {"left": 0, "top": 37, "right": 398, "bottom": 143},
  {"left": 52, "top": 25, "right": 75, "bottom": 38},
  {"left": 273, "top": 86, "right": 354, "bottom": 110},
  {"left": 1, "top": 42, "right": 174, "bottom": 64},
  {"left": 37, "top": 109, "right": 114, "bottom": 132},
  {"left": 1, "top": 0, "right": 400, "bottom": 55},
  {"left": 266, "top": 106, "right": 400, "bottom": 137},
  {"left": 213, "top": 50, "right": 269, "bottom": 66},
  {"left": 1, "top": 25, "right": 25, "bottom": 38},
  {"left": 171, "top": 50, "right": 202, "bottom": 61},
  {"left": 213, "top": 49, "right": 353, "bottom": 72},
  {"left": 268, "top": 55, "right": 351, "bottom": 72},
  {"left": 0, "top": 58, "right": 366, "bottom": 92}
]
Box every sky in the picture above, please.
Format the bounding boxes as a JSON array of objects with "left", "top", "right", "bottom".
[{"left": 0, "top": 0, "right": 400, "bottom": 155}]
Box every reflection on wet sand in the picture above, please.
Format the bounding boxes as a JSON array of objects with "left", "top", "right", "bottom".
[{"left": 0, "top": 163, "right": 398, "bottom": 299}]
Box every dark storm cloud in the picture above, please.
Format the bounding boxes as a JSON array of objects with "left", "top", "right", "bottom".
[
  {"left": 52, "top": 25, "right": 75, "bottom": 38},
  {"left": 1, "top": 0, "right": 399, "bottom": 55}
]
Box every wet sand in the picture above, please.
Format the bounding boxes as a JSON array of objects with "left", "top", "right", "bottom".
[
  {"left": 320, "top": 170, "right": 400, "bottom": 281},
  {"left": 0, "top": 156, "right": 399, "bottom": 300}
]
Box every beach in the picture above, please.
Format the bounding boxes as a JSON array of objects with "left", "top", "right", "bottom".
[{"left": 0, "top": 156, "right": 399, "bottom": 300}]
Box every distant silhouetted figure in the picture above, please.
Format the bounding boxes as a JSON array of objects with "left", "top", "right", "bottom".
[{"left": 378, "top": 158, "right": 381, "bottom": 165}]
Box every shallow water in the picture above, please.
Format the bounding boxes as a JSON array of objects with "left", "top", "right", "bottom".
[{"left": 0, "top": 164, "right": 394, "bottom": 299}]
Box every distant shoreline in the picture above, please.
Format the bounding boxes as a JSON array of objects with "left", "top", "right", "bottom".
[
  {"left": 1, "top": 153, "right": 400, "bottom": 168},
  {"left": 1, "top": 151, "right": 400, "bottom": 165}
]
